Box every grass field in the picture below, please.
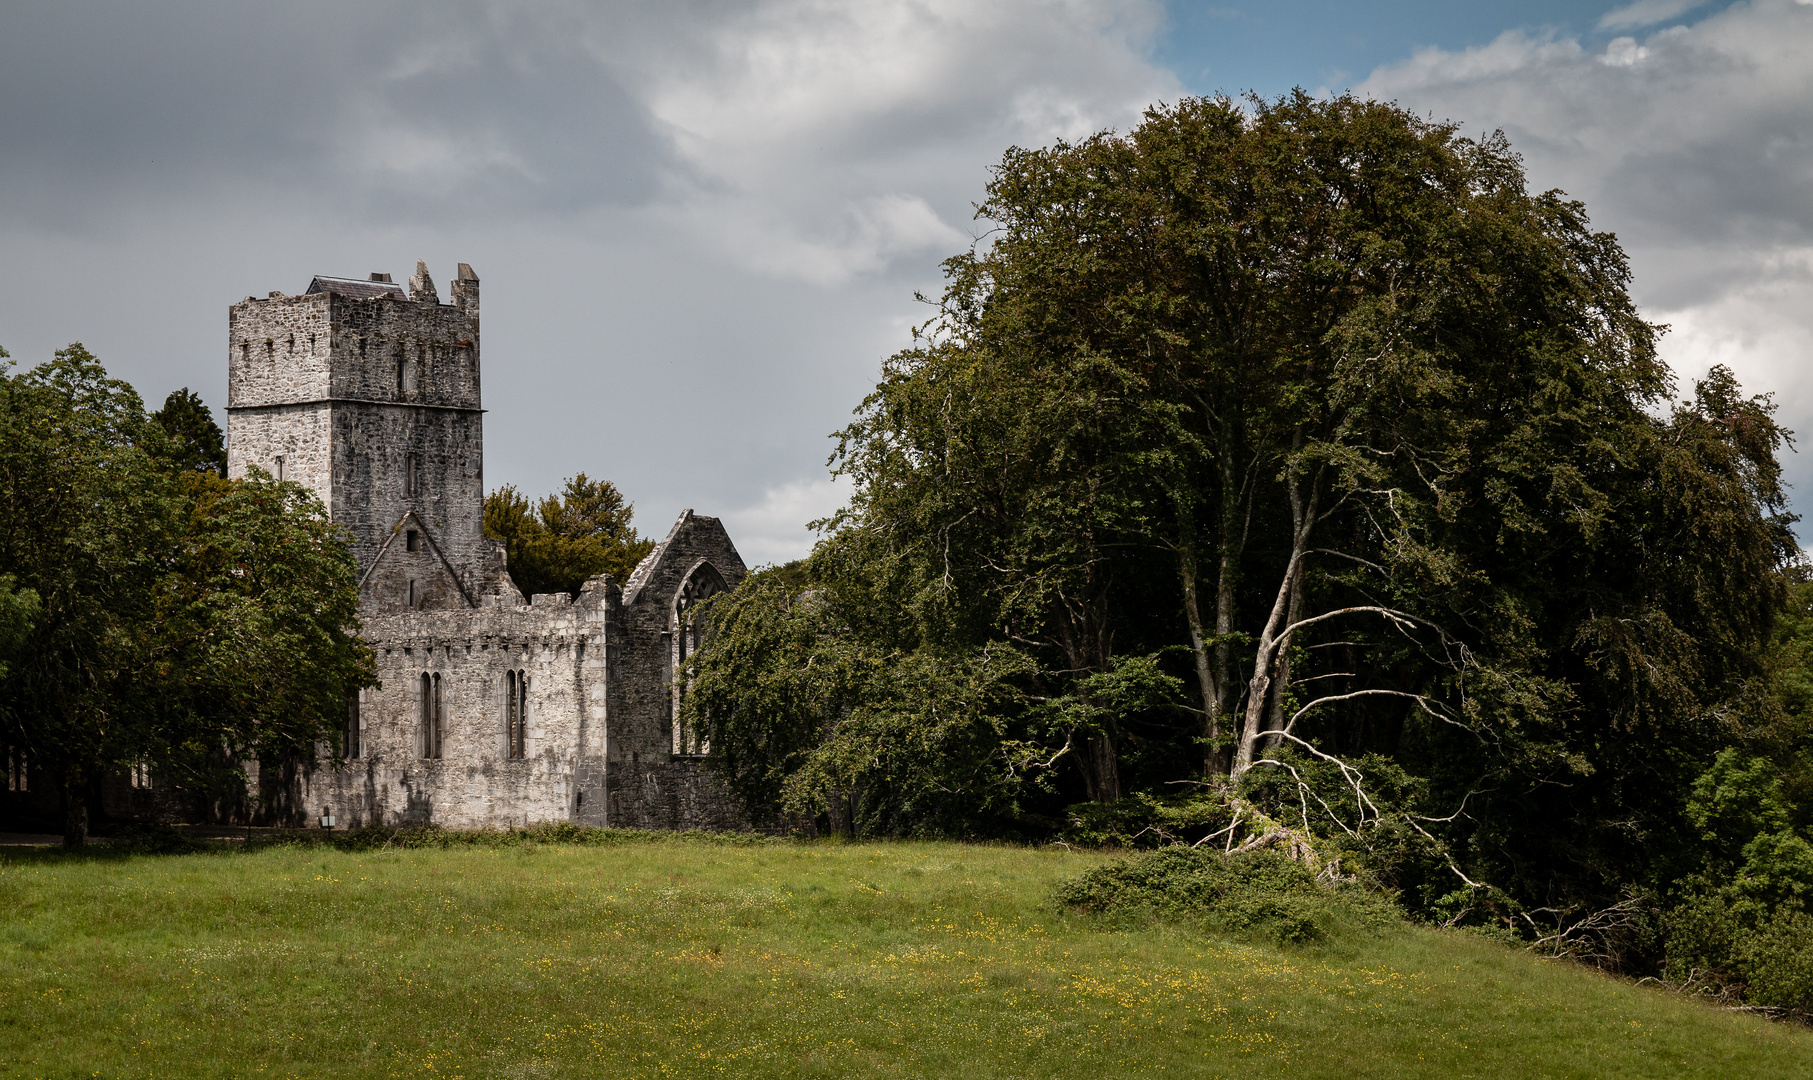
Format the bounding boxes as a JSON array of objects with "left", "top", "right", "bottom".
[{"left": 1, "top": 832, "right": 1809, "bottom": 1079}]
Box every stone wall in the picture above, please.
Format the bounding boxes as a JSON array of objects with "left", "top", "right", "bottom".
[{"left": 297, "top": 508, "right": 749, "bottom": 832}]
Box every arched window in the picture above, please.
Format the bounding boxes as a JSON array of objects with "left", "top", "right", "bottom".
[
  {"left": 505, "top": 669, "right": 527, "bottom": 759},
  {"left": 670, "top": 562, "right": 726, "bottom": 756},
  {"left": 420, "top": 672, "right": 443, "bottom": 759}
]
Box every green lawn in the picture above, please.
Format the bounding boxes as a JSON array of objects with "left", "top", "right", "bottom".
[{"left": 0, "top": 833, "right": 1807, "bottom": 1079}]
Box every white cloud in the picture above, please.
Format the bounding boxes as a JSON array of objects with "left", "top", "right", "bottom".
[
  {"left": 1360, "top": 0, "right": 1813, "bottom": 523},
  {"left": 1599, "top": 0, "right": 1707, "bottom": 31},
  {"left": 720, "top": 475, "right": 854, "bottom": 566},
  {"left": 616, "top": 0, "right": 1177, "bottom": 284},
  {"left": 1600, "top": 36, "right": 1651, "bottom": 66}
]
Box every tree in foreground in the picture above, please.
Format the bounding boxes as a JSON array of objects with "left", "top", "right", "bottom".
[
  {"left": 484, "top": 474, "right": 655, "bottom": 598},
  {"left": 0, "top": 346, "right": 374, "bottom": 844},
  {"left": 684, "top": 94, "right": 1796, "bottom": 941}
]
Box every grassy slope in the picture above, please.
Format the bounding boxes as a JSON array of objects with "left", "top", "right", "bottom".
[{"left": 0, "top": 836, "right": 1808, "bottom": 1079}]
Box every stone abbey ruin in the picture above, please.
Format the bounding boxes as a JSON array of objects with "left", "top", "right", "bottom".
[
  {"left": 227, "top": 260, "right": 749, "bottom": 831},
  {"left": 20, "top": 259, "right": 743, "bottom": 834},
  {"left": 226, "top": 261, "right": 749, "bottom": 831}
]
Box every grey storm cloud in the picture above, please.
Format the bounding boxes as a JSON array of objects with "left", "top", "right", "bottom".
[
  {"left": 0, "top": 1, "right": 1176, "bottom": 564},
  {"left": 0, "top": 3, "right": 668, "bottom": 225},
  {"left": 11, "top": 1, "right": 1804, "bottom": 553}
]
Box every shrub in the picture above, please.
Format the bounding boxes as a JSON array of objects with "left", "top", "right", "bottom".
[
  {"left": 1665, "top": 890, "right": 1813, "bottom": 1013},
  {"left": 1053, "top": 845, "right": 1398, "bottom": 946},
  {"left": 1057, "top": 791, "right": 1228, "bottom": 848}
]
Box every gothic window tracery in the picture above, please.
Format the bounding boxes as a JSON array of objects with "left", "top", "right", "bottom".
[{"left": 670, "top": 562, "right": 726, "bottom": 756}]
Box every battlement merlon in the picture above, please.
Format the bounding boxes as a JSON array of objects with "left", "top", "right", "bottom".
[{"left": 226, "top": 263, "right": 481, "bottom": 412}]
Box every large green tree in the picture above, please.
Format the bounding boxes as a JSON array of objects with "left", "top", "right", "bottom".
[
  {"left": 484, "top": 474, "right": 655, "bottom": 598},
  {"left": 685, "top": 94, "right": 1795, "bottom": 926},
  {"left": 0, "top": 346, "right": 374, "bottom": 844}
]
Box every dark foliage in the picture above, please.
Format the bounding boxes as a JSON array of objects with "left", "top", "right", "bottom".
[
  {"left": 150, "top": 388, "right": 226, "bottom": 476},
  {"left": 0, "top": 345, "right": 374, "bottom": 845},
  {"left": 484, "top": 474, "right": 655, "bottom": 598}
]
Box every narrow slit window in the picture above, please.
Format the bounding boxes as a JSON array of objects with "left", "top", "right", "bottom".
[
  {"left": 406, "top": 529, "right": 420, "bottom": 553},
  {"left": 274, "top": 455, "right": 285, "bottom": 483},
  {"left": 506, "top": 670, "right": 528, "bottom": 759},
  {"left": 407, "top": 579, "right": 417, "bottom": 608},
  {"left": 404, "top": 453, "right": 417, "bottom": 496},
  {"left": 346, "top": 693, "right": 361, "bottom": 759}
]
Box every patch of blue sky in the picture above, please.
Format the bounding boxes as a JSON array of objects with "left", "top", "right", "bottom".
[{"left": 1153, "top": 0, "right": 1734, "bottom": 99}]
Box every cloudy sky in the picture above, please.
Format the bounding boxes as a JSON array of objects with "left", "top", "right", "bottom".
[{"left": 2, "top": 1, "right": 1810, "bottom": 562}]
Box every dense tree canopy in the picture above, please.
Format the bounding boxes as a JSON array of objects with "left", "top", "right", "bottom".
[
  {"left": 484, "top": 474, "right": 655, "bottom": 598},
  {"left": 0, "top": 346, "right": 374, "bottom": 844},
  {"left": 683, "top": 93, "right": 1803, "bottom": 983},
  {"left": 150, "top": 387, "right": 226, "bottom": 476}
]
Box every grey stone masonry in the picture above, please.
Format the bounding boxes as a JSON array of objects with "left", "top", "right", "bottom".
[
  {"left": 226, "top": 262, "right": 750, "bottom": 832},
  {"left": 228, "top": 262, "right": 491, "bottom": 609}
]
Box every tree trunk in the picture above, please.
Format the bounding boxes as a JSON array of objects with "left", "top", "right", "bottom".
[
  {"left": 62, "top": 769, "right": 88, "bottom": 848},
  {"left": 1210, "top": 452, "right": 1247, "bottom": 775},
  {"left": 1264, "top": 533, "right": 1307, "bottom": 751},
  {"left": 1179, "top": 539, "right": 1225, "bottom": 778},
  {"left": 1233, "top": 452, "right": 1318, "bottom": 779},
  {"left": 1079, "top": 732, "right": 1121, "bottom": 803}
]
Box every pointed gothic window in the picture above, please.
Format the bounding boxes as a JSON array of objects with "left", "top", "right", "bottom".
[
  {"left": 405, "top": 453, "right": 418, "bottom": 496},
  {"left": 505, "top": 670, "right": 528, "bottom": 759},
  {"left": 670, "top": 563, "right": 726, "bottom": 756}
]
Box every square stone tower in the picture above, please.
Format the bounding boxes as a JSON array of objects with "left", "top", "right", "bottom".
[{"left": 226, "top": 261, "right": 489, "bottom": 612}]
